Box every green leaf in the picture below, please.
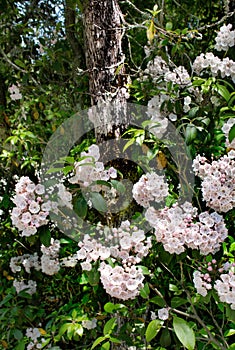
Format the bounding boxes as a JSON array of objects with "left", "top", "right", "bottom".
[
  {"left": 59, "top": 323, "right": 72, "bottom": 336},
  {"left": 145, "top": 319, "right": 162, "bottom": 342},
  {"left": 109, "top": 337, "right": 121, "bottom": 344},
  {"left": 62, "top": 165, "right": 74, "bottom": 175},
  {"left": 86, "top": 269, "right": 100, "bottom": 286},
  {"left": 14, "top": 59, "right": 26, "bottom": 69},
  {"left": 185, "top": 125, "right": 197, "bottom": 145},
  {"left": 46, "top": 167, "right": 63, "bottom": 174},
  {"left": 74, "top": 324, "right": 83, "bottom": 337},
  {"left": 165, "top": 22, "right": 173, "bottom": 30},
  {"left": 39, "top": 227, "right": 51, "bottom": 247},
  {"left": 91, "top": 336, "right": 106, "bottom": 349},
  {"left": 104, "top": 302, "right": 127, "bottom": 313},
  {"left": 90, "top": 192, "right": 107, "bottom": 212},
  {"left": 15, "top": 339, "right": 25, "bottom": 350},
  {"left": 123, "top": 138, "right": 135, "bottom": 152},
  {"left": 103, "top": 318, "right": 117, "bottom": 336},
  {"left": 110, "top": 180, "right": 126, "bottom": 193},
  {"left": 95, "top": 180, "right": 111, "bottom": 188},
  {"left": 140, "top": 283, "right": 150, "bottom": 299},
  {"left": 226, "top": 305, "right": 235, "bottom": 322},
  {"left": 101, "top": 341, "right": 111, "bottom": 350},
  {"left": 104, "top": 302, "right": 116, "bottom": 313},
  {"left": 215, "top": 84, "right": 231, "bottom": 102},
  {"left": 160, "top": 327, "right": 171, "bottom": 347},
  {"left": 13, "top": 329, "right": 23, "bottom": 340},
  {"left": 136, "top": 265, "right": 150, "bottom": 275},
  {"left": 173, "top": 316, "right": 195, "bottom": 350},
  {"left": 229, "top": 124, "right": 235, "bottom": 143},
  {"left": 224, "top": 329, "right": 235, "bottom": 337},
  {"left": 227, "top": 344, "right": 235, "bottom": 350},
  {"left": 171, "top": 297, "right": 188, "bottom": 308},
  {"left": 150, "top": 296, "right": 165, "bottom": 307},
  {"left": 74, "top": 196, "right": 88, "bottom": 219}
]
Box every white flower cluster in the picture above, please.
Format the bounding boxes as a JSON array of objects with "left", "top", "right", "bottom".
[
  {"left": 158, "top": 307, "right": 169, "bottom": 321},
  {"left": 13, "top": 279, "right": 37, "bottom": 295},
  {"left": 151, "top": 308, "right": 169, "bottom": 321},
  {"left": 8, "top": 84, "right": 22, "bottom": 100},
  {"left": 193, "top": 52, "right": 235, "bottom": 83},
  {"left": 132, "top": 172, "right": 169, "bottom": 208},
  {"left": 140, "top": 56, "right": 191, "bottom": 87},
  {"left": 222, "top": 118, "right": 235, "bottom": 149},
  {"left": 82, "top": 318, "right": 97, "bottom": 330},
  {"left": 26, "top": 327, "right": 45, "bottom": 350},
  {"left": 214, "top": 268, "right": 235, "bottom": 310},
  {"left": 214, "top": 24, "right": 235, "bottom": 51},
  {"left": 10, "top": 240, "right": 60, "bottom": 277},
  {"left": 99, "top": 262, "right": 145, "bottom": 300},
  {"left": 10, "top": 253, "right": 41, "bottom": 273},
  {"left": 145, "top": 202, "right": 228, "bottom": 255},
  {"left": 11, "top": 176, "right": 50, "bottom": 237},
  {"left": 69, "top": 144, "right": 117, "bottom": 189},
  {"left": 140, "top": 55, "right": 169, "bottom": 83},
  {"left": 164, "top": 65, "right": 191, "bottom": 86},
  {"left": 11, "top": 239, "right": 61, "bottom": 294},
  {"left": 147, "top": 95, "right": 170, "bottom": 138},
  {"left": 41, "top": 238, "right": 60, "bottom": 275},
  {"left": 183, "top": 96, "right": 192, "bottom": 113},
  {"left": 193, "top": 150, "right": 235, "bottom": 212}
]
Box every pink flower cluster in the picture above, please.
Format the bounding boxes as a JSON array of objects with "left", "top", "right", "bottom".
[
  {"left": 132, "top": 172, "right": 169, "bottom": 208},
  {"left": 99, "top": 262, "right": 144, "bottom": 300},
  {"left": 194, "top": 261, "right": 235, "bottom": 309},
  {"left": 11, "top": 176, "right": 50, "bottom": 236},
  {"left": 193, "top": 259, "right": 217, "bottom": 297},
  {"left": 193, "top": 150, "right": 235, "bottom": 212},
  {"left": 8, "top": 84, "right": 22, "bottom": 100},
  {"left": 214, "top": 267, "right": 235, "bottom": 310},
  {"left": 62, "top": 221, "right": 152, "bottom": 300},
  {"left": 145, "top": 202, "right": 228, "bottom": 255}
]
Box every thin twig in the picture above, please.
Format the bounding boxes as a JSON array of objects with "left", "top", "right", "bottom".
[{"left": 0, "top": 47, "right": 47, "bottom": 93}]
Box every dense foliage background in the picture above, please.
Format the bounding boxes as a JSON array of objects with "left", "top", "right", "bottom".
[{"left": 0, "top": 0, "right": 235, "bottom": 349}]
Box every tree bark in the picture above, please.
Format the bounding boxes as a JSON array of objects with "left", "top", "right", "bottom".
[{"left": 83, "top": 0, "right": 129, "bottom": 142}]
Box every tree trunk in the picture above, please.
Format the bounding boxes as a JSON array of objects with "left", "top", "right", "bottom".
[{"left": 83, "top": 0, "right": 129, "bottom": 142}]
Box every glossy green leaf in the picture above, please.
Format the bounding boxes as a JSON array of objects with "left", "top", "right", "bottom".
[
  {"left": 74, "top": 196, "right": 88, "bottom": 218},
  {"left": 103, "top": 318, "right": 117, "bottom": 336},
  {"left": 39, "top": 227, "right": 51, "bottom": 247},
  {"left": 145, "top": 319, "right": 162, "bottom": 342},
  {"left": 140, "top": 283, "right": 150, "bottom": 299},
  {"left": 91, "top": 336, "right": 106, "bottom": 349},
  {"left": 173, "top": 316, "right": 195, "bottom": 350},
  {"left": 228, "top": 124, "right": 235, "bottom": 143},
  {"left": 101, "top": 341, "right": 111, "bottom": 350}
]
